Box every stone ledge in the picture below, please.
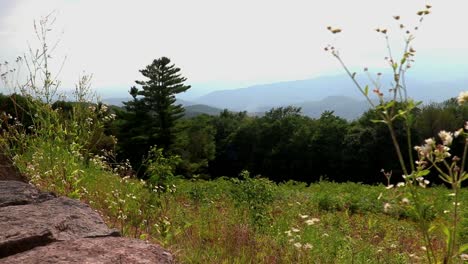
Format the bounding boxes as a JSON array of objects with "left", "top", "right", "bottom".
[
  {"left": 0, "top": 181, "right": 174, "bottom": 263},
  {"left": 0, "top": 237, "right": 174, "bottom": 264}
]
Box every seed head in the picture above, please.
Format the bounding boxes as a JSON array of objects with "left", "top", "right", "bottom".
[
  {"left": 331, "top": 28, "right": 342, "bottom": 34},
  {"left": 457, "top": 91, "right": 468, "bottom": 105}
]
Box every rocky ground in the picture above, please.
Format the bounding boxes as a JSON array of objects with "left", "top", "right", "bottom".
[
  {"left": 0, "top": 156, "right": 174, "bottom": 263},
  {"left": 0, "top": 152, "right": 25, "bottom": 181}
]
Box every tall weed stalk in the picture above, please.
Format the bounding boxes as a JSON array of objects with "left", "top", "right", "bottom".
[{"left": 326, "top": 4, "right": 467, "bottom": 263}]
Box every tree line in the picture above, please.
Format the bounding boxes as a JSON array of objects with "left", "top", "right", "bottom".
[{"left": 1, "top": 57, "right": 467, "bottom": 185}]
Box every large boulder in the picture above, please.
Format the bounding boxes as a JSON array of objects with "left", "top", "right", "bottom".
[
  {"left": 0, "top": 195, "right": 119, "bottom": 257},
  {"left": 0, "top": 237, "right": 174, "bottom": 264},
  {"left": 0, "top": 181, "right": 174, "bottom": 263},
  {"left": 0, "top": 181, "right": 55, "bottom": 207},
  {"left": 0, "top": 153, "right": 25, "bottom": 182}
]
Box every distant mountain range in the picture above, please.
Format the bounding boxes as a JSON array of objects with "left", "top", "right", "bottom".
[{"left": 102, "top": 73, "right": 468, "bottom": 120}]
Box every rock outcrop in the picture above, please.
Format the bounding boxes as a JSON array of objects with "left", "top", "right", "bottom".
[{"left": 0, "top": 180, "right": 174, "bottom": 263}]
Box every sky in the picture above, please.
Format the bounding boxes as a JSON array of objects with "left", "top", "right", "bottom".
[{"left": 0, "top": 0, "right": 467, "bottom": 99}]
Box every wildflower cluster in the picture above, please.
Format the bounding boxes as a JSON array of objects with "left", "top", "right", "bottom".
[
  {"left": 327, "top": 4, "right": 468, "bottom": 262},
  {"left": 284, "top": 214, "right": 320, "bottom": 251}
]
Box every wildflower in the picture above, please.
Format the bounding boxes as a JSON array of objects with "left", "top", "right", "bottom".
[
  {"left": 385, "top": 184, "right": 394, "bottom": 190},
  {"left": 299, "top": 214, "right": 309, "bottom": 219},
  {"left": 401, "top": 198, "right": 410, "bottom": 205},
  {"left": 294, "top": 242, "right": 302, "bottom": 249},
  {"left": 421, "top": 246, "right": 427, "bottom": 251},
  {"left": 397, "top": 182, "right": 405, "bottom": 187},
  {"left": 284, "top": 230, "right": 292, "bottom": 237},
  {"left": 384, "top": 203, "right": 391, "bottom": 213},
  {"left": 460, "top": 253, "right": 468, "bottom": 261},
  {"left": 414, "top": 138, "right": 434, "bottom": 157},
  {"left": 457, "top": 91, "right": 468, "bottom": 105},
  {"left": 291, "top": 227, "right": 300, "bottom": 233},
  {"left": 303, "top": 243, "right": 313, "bottom": 249},
  {"left": 305, "top": 218, "right": 320, "bottom": 226},
  {"left": 322, "top": 233, "right": 329, "bottom": 237},
  {"left": 438, "top": 130, "right": 453, "bottom": 146},
  {"left": 434, "top": 144, "right": 451, "bottom": 162}
]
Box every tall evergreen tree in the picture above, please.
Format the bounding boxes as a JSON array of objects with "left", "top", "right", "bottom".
[{"left": 125, "top": 57, "right": 190, "bottom": 152}]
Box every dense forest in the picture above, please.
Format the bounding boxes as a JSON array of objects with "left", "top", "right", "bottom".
[{"left": 2, "top": 73, "right": 467, "bottom": 186}]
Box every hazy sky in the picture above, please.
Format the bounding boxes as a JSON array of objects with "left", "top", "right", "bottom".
[{"left": 0, "top": 0, "right": 467, "bottom": 98}]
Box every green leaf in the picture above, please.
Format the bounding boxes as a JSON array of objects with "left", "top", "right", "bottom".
[
  {"left": 384, "top": 101, "right": 396, "bottom": 109},
  {"left": 441, "top": 224, "right": 450, "bottom": 247},
  {"left": 428, "top": 224, "right": 438, "bottom": 234},
  {"left": 364, "top": 85, "right": 369, "bottom": 96},
  {"left": 459, "top": 243, "right": 468, "bottom": 253},
  {"left": 416, "top": 169, "right": 430, "bottom": 177},
  {"left": 400, "top": 57, "right": 406, "bottom": 65},
  {"left": 370, "top": 119, "right": 387, "bottom": 124}
]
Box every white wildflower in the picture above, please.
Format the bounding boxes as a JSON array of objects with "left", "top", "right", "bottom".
[
  {"left": 384, "top": 202, "right": 392, "bottom": 213},
  {"left": 305, "top": 218, "right": 320, "bottom": 226},
  {"left": 438, "top": 130, "right": 453, "bottom": 146},
  {"left": 457, "top": 91, "right": 468, "bottom": 105},
  {"left": 303, "top": 243, "right": 313, "bottom": 249}
]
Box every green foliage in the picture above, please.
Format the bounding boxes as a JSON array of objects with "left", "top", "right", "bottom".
[
  {"left": 173, "top": 114, "right": 216, "bottom": 177},
  {"left": 115, "top": 57, "right": 190, "bottom": 176},
  {"left": 144, "top": 146, "right": 181, "bottom": 194},
  {"left": 125, "top": 57, "right": 190, "bottom": 150},
  {"left": 229, "top": 171, "right": 275, "bottom": 228}
]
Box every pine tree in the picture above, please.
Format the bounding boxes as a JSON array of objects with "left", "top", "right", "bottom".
[{"left": 126, "top": 57, "right": 190, "bottom": 151}]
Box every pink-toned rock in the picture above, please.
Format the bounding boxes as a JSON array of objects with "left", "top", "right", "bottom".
[
  {"left": 0, "top": 181, "right": 174, "bottom": 263},
  {"left": 0, "top": 237, "right": 174, "bottom": 264},
  {"left": 0, "top": 196, "right": 119, "bottom": 257},
  {"left": 0, "top": 181, "right": 55, "bottom": 207}
]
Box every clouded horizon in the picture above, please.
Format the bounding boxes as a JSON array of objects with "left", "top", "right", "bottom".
[{"left": 1, "top": 0, "right": 467, "bottom": 99}]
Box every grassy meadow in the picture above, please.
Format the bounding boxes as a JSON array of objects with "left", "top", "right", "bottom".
[{"left": 14, "top": 142, "right": 466, "bottom": 263}]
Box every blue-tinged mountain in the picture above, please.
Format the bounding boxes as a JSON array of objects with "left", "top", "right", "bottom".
[
  {"left": 194, "top": 74, "right": 468, "bottom": 113},
  {"left": 183, "top": 104, "right": 223, "bottom": 118},
  {"left": 102, "top": 97, "right": 196, "bottom": 108},
  {"left": 101, "top": 97, "right": 222, "bottom": 117}
]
